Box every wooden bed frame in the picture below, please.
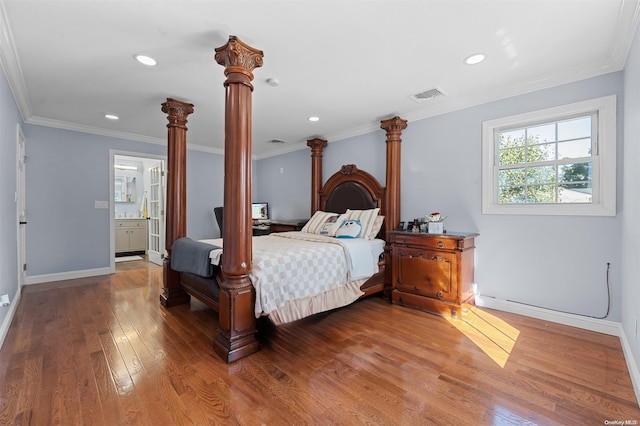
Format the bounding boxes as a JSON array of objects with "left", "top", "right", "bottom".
[{"left": 159, "top": 36, "right": 407, "bottom": 363}]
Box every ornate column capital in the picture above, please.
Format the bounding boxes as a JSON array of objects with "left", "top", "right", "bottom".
[
  {"left": 161, "top": 98, "right": 194, "bottom": 129},
  {"left": 214, "top": 36, "right": 264, "bottom": 80},
  {"left": 307, "top": 138, "right": 327, "bottom": 156},
  {"left": 380, "top": 116, "right": 408, "bottom": 139}
]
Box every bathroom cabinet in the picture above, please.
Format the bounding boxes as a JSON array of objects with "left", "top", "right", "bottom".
[{"left": 115, "top": 219, "right": 147, "bottom": 254}]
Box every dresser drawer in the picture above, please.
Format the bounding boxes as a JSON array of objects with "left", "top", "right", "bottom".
[
  {"left": 116, "top": 219, "right": 146, "bottom": 228},
  {"left": 388, "top": 232, "right": 464, "bottom": 251},
  {"left": 393, "top": 247, "right": 457, "bottom": 302},
  {"left": 389, "top": 230, "right": 478, "bottom": 317}
]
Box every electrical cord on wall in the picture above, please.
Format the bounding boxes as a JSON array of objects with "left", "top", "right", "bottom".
[{"left": 509, "top": 262, "right": 611, "bottom": 319}]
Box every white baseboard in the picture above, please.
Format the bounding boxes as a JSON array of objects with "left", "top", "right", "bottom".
[
  {"left": 25, "top": 267, "right": 112, "bottom": 285},
  {"left": 475, "top": 295, "right": 620, "bottom": 335},
  {"left": 619, "top": 326, "right": 640, "bottom": 408},
  {"left": 0, "top": 287, "right": 21, "bottom": 350},
  {"left": 476, "top": 295, "right": 640, "bottom": 407}
]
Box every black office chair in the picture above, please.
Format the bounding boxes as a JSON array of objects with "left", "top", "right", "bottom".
[{"left": 214, "top": 206, "right": 223, "bottom": 236}]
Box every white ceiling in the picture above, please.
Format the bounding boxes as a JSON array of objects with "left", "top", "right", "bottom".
[{"left": 1, "top": 0, "right": 639, "bottom": 158}]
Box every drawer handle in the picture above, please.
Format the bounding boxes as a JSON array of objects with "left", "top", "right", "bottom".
[
  {"left": 437, "top": 241, "right": 444, "bottom": 248},
  {"left": 405, "top": 252, "right": 425, "bottom": 258},
  {"left": 437, "top": 290, "right": 443, "bottom": 300},
  {"left": 431, "top": 255, "right": 443, "bottom": 261}
]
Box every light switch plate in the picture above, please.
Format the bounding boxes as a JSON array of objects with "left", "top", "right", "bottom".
[{"left": 95, "top": 200, "right": 109, "bottom": 209}]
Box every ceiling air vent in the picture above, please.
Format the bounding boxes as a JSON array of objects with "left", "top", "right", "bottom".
[
  {"left": 268, "top": 139, "right": 287, "bottom": 144},
  {"left": 410, "top": 87, "right": 446, "bottom": 103}
]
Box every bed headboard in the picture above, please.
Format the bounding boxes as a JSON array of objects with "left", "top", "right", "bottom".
[
  {"left": 320, "top": 164, "right": 385, "bottom": 213},
  {"left": 319, "top": 164, "right": 386, "bottom": 239},
  {"left": 308, "top": 117, "right": 406, "bottom": 240}
]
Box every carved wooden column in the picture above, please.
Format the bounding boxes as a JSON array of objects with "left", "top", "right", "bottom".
[
  {"left": 213, "top": 36, "right": 264, "bottom": 363},
  {"left": 307, "top": 138, "right": 327, "bottom": 215},
  {"left": 380, "top": 116, "right": 407, "bottom": 298},
  {"left": 160, "top": 98, "right": 194, "bottom": 307},
  {"left": 380, "top": 116, "right": 407, "bottom": 234}
]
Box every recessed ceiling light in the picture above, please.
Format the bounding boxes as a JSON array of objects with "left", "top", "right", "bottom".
[
  {"left": 266, "top": 78, "right": 280, "bottom": 87},
  {"left": 464, "top": 53, "right": 486, "bottom": 65},
  {"left": 105, "top": 114, "right": 119, "bottom": 120},
  {"left": 308, "top": 116, "right": 320, "bottom": 122},
  {"left": 134, "top": 54, "right": 157, "bottom": 66}
]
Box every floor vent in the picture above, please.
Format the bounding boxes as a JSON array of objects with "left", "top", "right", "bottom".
[{"left": 410, "top": 87, "right": 446, "bottom": 103}]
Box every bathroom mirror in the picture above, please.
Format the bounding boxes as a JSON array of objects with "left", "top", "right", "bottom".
[{"left": 114, "top": 176, "right": 137, "bottom": 203}]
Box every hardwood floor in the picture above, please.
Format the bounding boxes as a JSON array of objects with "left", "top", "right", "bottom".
[{"left": 1, "top": 258, "right": 638, "bottom": 425}]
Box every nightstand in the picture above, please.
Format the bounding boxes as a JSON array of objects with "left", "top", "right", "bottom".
[
  {"left": 388, "top": 231, "right": 478, "bottom": 317},
  {"left": 269, "top": 219, "right": 308, "bottom": 233}
]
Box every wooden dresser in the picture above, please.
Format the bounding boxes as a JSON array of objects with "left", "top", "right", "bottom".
[{"left": 388, "top": 231, "right": 478, "bottom": 317}]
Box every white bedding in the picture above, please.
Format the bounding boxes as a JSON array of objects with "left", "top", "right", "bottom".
[{"left": 199, "top": 232, "right": 384, "bottom": 324}]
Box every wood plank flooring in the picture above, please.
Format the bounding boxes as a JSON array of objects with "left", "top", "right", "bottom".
[{"left": 0, "top": 258, "right": 638, "bottom": 425}]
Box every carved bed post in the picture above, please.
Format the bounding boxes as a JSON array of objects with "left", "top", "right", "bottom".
[
  {"left": 307, "top": 138, "right": 327, "bottom": 215},
  {"left": 381, "top": 116, "right": 407, "bottom": 297},
  {"left": 380, "top": 116, "right": 407, "bottom": 234},
  {"left": 160, "top": 98, "right": 194, "bottom": 307},
  {"left": 213, "top": 36, "right": 264, "bottom": 362}
]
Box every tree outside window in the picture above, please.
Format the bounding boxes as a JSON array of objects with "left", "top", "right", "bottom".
[{"left": 497, "top": 116, "right": 593, "bottom": 205}]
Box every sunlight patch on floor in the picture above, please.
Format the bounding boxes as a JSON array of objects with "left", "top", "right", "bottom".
[{"left": 445, "top": 304, "right": 520, "bottom": 368}]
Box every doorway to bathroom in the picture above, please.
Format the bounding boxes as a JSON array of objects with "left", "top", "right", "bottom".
[{"left": 111, "top": 151, "right": 166, "bottom": 267}]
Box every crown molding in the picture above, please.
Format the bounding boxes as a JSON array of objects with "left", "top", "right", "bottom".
[
  {"left": 2, "top": 0, "right": 637, "bottom": 161},
  {"left": 0, "top": 0, "right": 31, "bottom": 121},
  {"left": 26, "top": 115, "right": 226, "bottom": 155},
  {"left": 611, "top": 0, "right": 640, "bottom": 68},
  {"left": 26, "top": 115, "right": 165, "bottom": 144},
  {"left": 255, "top": 61, "right": 625, "bottom": 160}
]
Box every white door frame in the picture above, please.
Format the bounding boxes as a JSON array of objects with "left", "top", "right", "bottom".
[
  {"left": 16, "top": 124, "right": 26, "bottom": 285},
  {"left": 109, "top": 150, "right": 166, "bottom": 272},
  {"left": 146, "top": 163, "right": 165, "bottom": 266}
]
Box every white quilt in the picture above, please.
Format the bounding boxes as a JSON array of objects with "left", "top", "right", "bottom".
[{"left": 199, "top": 232, "right": 384, "bottom": 324}]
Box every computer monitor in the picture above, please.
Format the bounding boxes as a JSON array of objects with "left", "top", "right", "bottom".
[{"left": 251, "top": 202, "right": 269, "bottom": 221}]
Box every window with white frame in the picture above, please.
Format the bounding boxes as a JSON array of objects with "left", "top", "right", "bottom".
[{"left": 482, "top": 95, "right": 616, "bottom": 216}]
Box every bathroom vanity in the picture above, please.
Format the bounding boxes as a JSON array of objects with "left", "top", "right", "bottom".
[{"left": 115, "top": 218, "right": 147, "bottom": 254}]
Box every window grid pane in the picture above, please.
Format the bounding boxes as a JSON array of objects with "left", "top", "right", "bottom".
[{"left": 497, "top": 113, "right": 594, "bottom": 205}]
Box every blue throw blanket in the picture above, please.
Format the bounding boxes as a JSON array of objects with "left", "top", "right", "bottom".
[{"left": 171, "top": 237, "right": 221, "bottom": 278}]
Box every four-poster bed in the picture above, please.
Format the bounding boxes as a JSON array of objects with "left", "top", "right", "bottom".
[{"left": 160, "top": 36, "right": 408, "bottom": 363}]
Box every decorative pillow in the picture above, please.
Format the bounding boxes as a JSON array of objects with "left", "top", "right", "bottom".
[
  {"left": 368, "top": 215, "right": 384, "bottom": 239},
  {"left": 345, "top": 208, "right": 380, "bottom": 240},
  {"left": 319, "top": 214, "right": 345, "bottom": 236},
  {"left": 335, "top": 219, "right": 362, "bottom": 238},
  {"left": 301, "top": 211, "right": 342, "bottom": 235}
]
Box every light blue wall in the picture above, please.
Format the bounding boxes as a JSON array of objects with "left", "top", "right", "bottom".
[
  {"left": 622, "top": 24, "right": 640, "bottom": 380},
  {"left": 404, "top": 72, "right": 623, "bottom": 322},
  {"left": 256, "top": 132, "right": 389, "bottom": 221},
  {"left": 257, "top": 72, "right": 625, "bottom": 323},
  {"left": 0, "top": 64, "right": 21, "bottom": 328},
  {"left": 23, "top": 124, "right": 224, "bottom": 276},
  {"left": 256, "top": 148, "right": 310, "bottom": 220},
  {"left": 185, "top": 148, "right": 224, "bottom": 239},
  {"left": 322, "top": 131, "right": 388, "bottom": 185}
]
